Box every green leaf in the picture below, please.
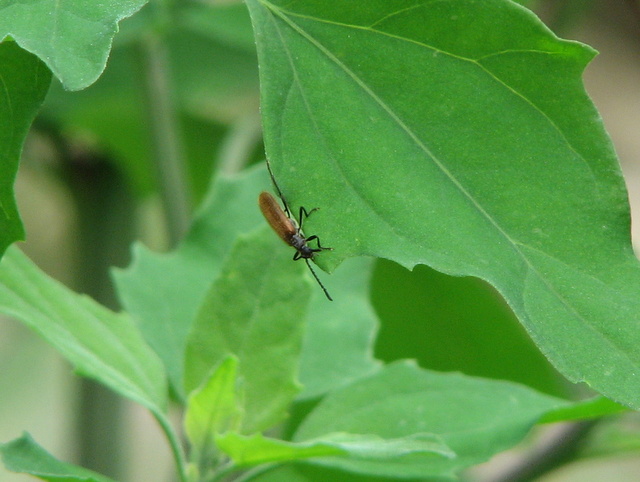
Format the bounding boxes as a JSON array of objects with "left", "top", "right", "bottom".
[
  {"left": 249, "top": 464, "right": 417, "bottom": 482},
  {"left": 216, "top": 431, "right": 453, "bottom": 468},
  {"left": 113, "top": 167, "right": 270, "bottom": 396},
  {"left": 540, "top": 396, "right": 628, "bottom": 423},
  {"left": 246, "top": 0, "right": 640, "bottom": 409},
  {"left": 0, "top": 246, "right": 167, "bottom": 414},
  {"left": 0, "top": 0, "right": 147, "bottom": 90},
  {"left": 185, "top": 355, "right": 242, "bottom": 461},
  {"left": 0, "top": 41, "right": 51, "bottom": 258},
  {"left": 114, "top": 166, "right": 380, "bottom": 403},
  {"left": 184, "top": 227, "right": 311, "bottom": 434},
  {"left": 372, "top": 261, "right": 566, "bottom": 397},
  {"left": 1, "top": 432, "right": 116, "bottom": 482},
  {"left": 294, "top": 361, "right": 569, "bottom": 478},
  {"left": 299, "top": 256, "right": 381, "bottom": 400}
]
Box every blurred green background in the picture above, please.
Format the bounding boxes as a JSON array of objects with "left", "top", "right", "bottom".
[{"left": 3, "top": 0, "right": 640, "bottom": 481}]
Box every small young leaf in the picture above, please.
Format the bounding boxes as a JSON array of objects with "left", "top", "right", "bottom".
[
  {"left": 0, "top": 246, "right": 167, "bottom": 414},
  {"left": 216, "top": 431, "right": 452, "bottom": 468},
  {"left": 184, "top": 227, "right": 311, "bottom": 434},
  {"left": 185, "top": 355, "right": 242, "bottom": 461},
  {"left": 0, "top": 0, "right": 147, "bottom": 90},
  {"left": 0, "top": 41, "right": 51, "bottom": 258},
  {"left": 1, "top": 433, "right": 116, "bottom": 482},
  {"left": 246, "top": 0, "right": 640, "bottom": 410},
  {"left": 295, "top": 361, "right": 570, "bottom": 478}
]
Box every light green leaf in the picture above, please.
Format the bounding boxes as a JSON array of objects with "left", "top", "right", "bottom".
[
  {"left": 0, "top": 246, "right": 167, "bottom": 414},
  {"left": 0, "top": 41, "right": 51, "bottom": 258},
  {"left": 216, "top": 431, "right": 452, "bottom": 468},
  {"left": 295, "top": 361, "right": 569, "bottom": 478},
  {"left": 246, "top": 0, "right": 640, "bottom": 409},
  {"left": 114, "top": 166, "right": 381, "bottom": 403},
  {"left": 185, "top": 355, "right": 242, "bottom": 461},
  {"left": 299, "top": 256, "right": 381, "bottom": 400},
  {"left": 113, "top": 167, "right": 270, "bottom": 396},
  {"left": 184, "top": 227, "right": 311, "bottom": 434},
  {"left": 541, "top": 396, "right": 628, "bottom": 423},
  {"left": 1, "top": 433, "right": 116, "bottom": 482},
  {"left": 0, "top": 0, "right": 147, "bottom": 90}
]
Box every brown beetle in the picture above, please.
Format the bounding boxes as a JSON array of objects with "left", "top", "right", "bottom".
[{"left": 258, "top": 187, "right": 333, "bottom": 301}]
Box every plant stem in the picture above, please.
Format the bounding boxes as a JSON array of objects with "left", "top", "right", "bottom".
[
  {"left": 217, "top": 113, "right": 263, "bottom": 176},
  {"left": 58, "top": 147, "right": 135, "bottom": 480},
  {"left": 140, "top": 14, "right": 191, "bottom": 247},
  {"left": 155, "top": 411, "right": 189, "bottom": 482},
  {"left": 487, "top": 420, "right": 597, "bottom": 482}
]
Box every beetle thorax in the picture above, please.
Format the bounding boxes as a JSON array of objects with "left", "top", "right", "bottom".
[{"left": 290, "top": 233, "right": 314, "bottom": 258}]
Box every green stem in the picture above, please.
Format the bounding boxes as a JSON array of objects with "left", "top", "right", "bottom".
[
  {"left": 489, "top": 420, "right": 597, "bottom": 482},
  {"left": 140, "top": 13, "right": 191, "bottom": 247},
  {"left": 155, "top": 411, "right": 189, "bottom": 482},
  {"left": 217, "top": 113, "right": 263, "bottom": 176},
  {"left": 54, "top": 143, "right": 135, "bottom": 480}
]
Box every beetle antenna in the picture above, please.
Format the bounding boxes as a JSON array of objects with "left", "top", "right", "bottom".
[
  {"left": 304, "top": 259, "right": 333, "bottom": 301},
  {"left": 265, "top": 158, "right": 292, "bottom": 218}
]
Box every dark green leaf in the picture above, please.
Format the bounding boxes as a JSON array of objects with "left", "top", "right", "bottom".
[
  {"left": 295, "top": 361, "right": 569, "bottom": 478},
  {"left": 246, "top": 0, "right": 640, "bottom": 409},
  {"left": 1, "top": 433, "right": 116, "bottom": 482},
  {"left": 372, "top": 261, "right": 566, "bottom": 397},
  {"left": 0, "top": 41, "right": 51, "bottom": 258}
]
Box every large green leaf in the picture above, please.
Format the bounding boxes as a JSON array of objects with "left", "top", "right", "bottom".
[
  {"left": 184, "top": 227, "right": 311, "bottom": 434},
  {"left": 0, "top": 246, "right": 167, "bottom": 414},
  {"left": 0, "top": 41, "right": 51, "bottom": 258},
  {"left": 246, "top": 0, "right": 640, "bottom": 409},
  {"left": 0, "top": 0, "right": 147, "bottom": 90},
  {"left": 294, "top": 361, "right": 569, "bottom": 478},
  {"left": 1, "top": 433, "right": 116, "bottom": 482}
]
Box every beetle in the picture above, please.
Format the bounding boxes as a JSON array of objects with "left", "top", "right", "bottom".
[{"left": 258, "top": 189, "right": 333, "bottom": 301}]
